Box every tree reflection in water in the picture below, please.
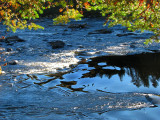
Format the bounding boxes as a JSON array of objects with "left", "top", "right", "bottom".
[{"left": 83, "top": 52, "right": 160, "bottom": 88}]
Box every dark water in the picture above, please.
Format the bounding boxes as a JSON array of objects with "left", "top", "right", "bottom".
[{"left": 0, "top": 52, "right": 160, "bottom": 120}]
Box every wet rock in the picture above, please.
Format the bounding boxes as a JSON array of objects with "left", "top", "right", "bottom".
[
  {"left": 67, "top": 44, "right": 72, "bottom": 47},
  {"left": 75, "top": 51, "right": 95, "bottom": 56},
  {"left": 116, "top": 33, "right": 137, "bottom": 37},
  {"left": 2, "top": 36, "right": 25, "bottom": 45},
  {"left": 8, "top": 60, "right": 18, "bottom": 65},
  {"left": 62, "top": 33, "right": 72, "bottom": 35},
  {"left": 78, "top": 58, "right": 87, "bottom": 64},
  {"left": 16, "top": 48, "right": 22, "bottom": 51},
  {"left": 130, "top": 44, "right": 136, "bottom": 48},
  {"left": 6, "top": 48, "right": 13, "bottom": 52},
  {"left": 78, "top": 45, "right": 84, "bottom": 48},
  {"left": 27, "top": 74, "right": 38, "bottom": 80},
  {"left": 75, "top": 51, "right": 88, "bottom": 56},
  {"left": 43, "top": 39, "right": 48, "bottom": 41},
  {"left": 150, "top": 50, "right": 160, "bottom": 53},
  {"left": 7, "top": 43, "right": 14, "bottom": 46},
  {"left": 0, "top": 47, "right": 5, "bottom": 51},
  {"left": 88, "top": 29, "right": 112, "bottom": 34},
  {"left": 5, "top": 36, "right": 25, "bottom": 42},
  {"left": 68, "top": 23, "right": 87, "bottom": 29},
  {"left": 49, "top": 40, "right": 65, "bottom": 49},
  {"left": 69, "top": 64, "right": 77, "bottom": 68},
  {"left": 96, "top": 38, "right": 103, "bottom": 41},
  {"left": 130, "top": 42, "right": 137, "bottom": 48}
]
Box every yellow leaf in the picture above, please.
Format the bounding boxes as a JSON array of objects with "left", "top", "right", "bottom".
[
  {"left": 11, "top": 20, "right": 16, "bottom": 26},
  {"left": 59, "top": 8, "right": 63, "bottom": 13},
  {"left": 0, "top": 10, "right": 4, "bottom": 16}
]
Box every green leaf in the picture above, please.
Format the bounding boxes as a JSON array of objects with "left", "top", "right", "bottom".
[{"left": 39, "top": 9, "right": 43, "bottom": 14}]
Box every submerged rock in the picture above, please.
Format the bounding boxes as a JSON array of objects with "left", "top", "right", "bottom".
[
  {"left": 16, "top": 48, "right": 22, "bottom": 51},
  {"left": 5, "top": 36, "right": 25, "bottom": 42},
  {"left": 75, "top": 51, "right": 88, "bottom": 56},
  {"left": 88, "top": 29, "right": 112, "bottom": 34},
  {"left": 68, "top": 23, "right": 87, "bottom": 29},
  {"left": 8, "top": 60, "right": 18, "bottom": 65},
  {"left": 116, "top": 33, "right": 137, "bottom": 37},
  {"left": 6, "top": 48, "right": 13, "bottom": 52},
  {"left": 49, "top": 40, "right": 65, "bottom": 49}
]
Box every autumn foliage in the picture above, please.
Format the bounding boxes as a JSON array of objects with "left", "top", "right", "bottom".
[
  {"left": 0, "top": 0, "right": 54, "bottom": 32},
  {"left": 0, "top": 0, "right": 160, "bottom": 43}
]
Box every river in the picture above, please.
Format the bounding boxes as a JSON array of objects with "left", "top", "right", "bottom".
[{"left": 0, "top": 18, "right": 160, "bottom": 120}]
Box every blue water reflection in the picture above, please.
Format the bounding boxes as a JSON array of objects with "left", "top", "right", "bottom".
[{"left": 1, "top": 52, "right": 160, "bottom": 120}]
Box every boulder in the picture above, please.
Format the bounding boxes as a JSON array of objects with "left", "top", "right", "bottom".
[
  {"left": 68, "top": 23, "right": 87, "bottom": 29},
  {"left": 88, "top": 29, "right": 112, "bottom": 34},
  {"left": 8, "top": 60, "right": 18, "bottom": 65},
  {"left": 6, "top": 48, "right": 13, "bottom": 52},
  {"left": 49, "top": 40, "right": 65, "bottom": 49},
  {"left": 4, "top": 36, "right": 25, "bottom": 43}
]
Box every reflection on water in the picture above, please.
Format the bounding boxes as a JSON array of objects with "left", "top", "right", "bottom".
[
  {"left": 35, "top": 52, "right": 160, "bottom": 92},
  {"left": 58, "top": 81, "right": 85, "bottom": 92},
  {"left": 85, "top": 52, "right": 160, "bottom": 88},
  {"left": 31, "top": 52, "right": 160, "bottom": 93},
  {"left": 1, "top": 53, "right": 160, "bottom": 120}
]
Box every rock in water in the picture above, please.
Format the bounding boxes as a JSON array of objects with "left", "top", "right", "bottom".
[
  {"left": 6, "top": 48, "right": 13, "bottom": 52},
  {"left": 8, "top": 60, "right": 18, "bottom": 65},
  {"left": 88, "top": 29, "right": 112, "bottom": 34},
  {"left": 49, "top": 40, "right": 65, "bottom": 49},
  {"left": 116, "top": 33, "right": 137, "bottom": 37},
  {"left": 68, "top": 23, "right": 87, "bottom": 29},
  {"left": 5, "top": 36, "right": 25, "bottom": 42},
  {"left": 146, "top": 94, "right": 160, "bottom": 105}
]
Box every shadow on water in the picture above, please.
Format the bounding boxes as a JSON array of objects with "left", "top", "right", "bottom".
[
  {"left": 1, "top": 53, "right": 160, "bottom": 120},
  {"left": 32, "top": 52, "right": 160, "bottom": 93},
  {"left": 37, "top": 52, "right": 160, "bottom": 92},
  {"left": 84, "top": 52, "right": 160, "bottom": 88}
]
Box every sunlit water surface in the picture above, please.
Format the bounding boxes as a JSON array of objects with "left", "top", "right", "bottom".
[
  {"left": 0, "top": 18, "right": 160, "bottom": 120},
  {"left": 0, "top": 53, "right": 160, "bottom": 120}
]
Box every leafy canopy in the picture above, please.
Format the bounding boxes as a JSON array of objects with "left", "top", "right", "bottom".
[
  {"left": 0, "top": 0, "right": 160, "bottom": 44},
  {"left": 0, "top": 0, "right": 54, "bottom": 32}
]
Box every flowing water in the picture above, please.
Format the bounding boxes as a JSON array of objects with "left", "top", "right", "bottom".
[{"left": 0, "top": 18, "right": 160, "bottom": 120}]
